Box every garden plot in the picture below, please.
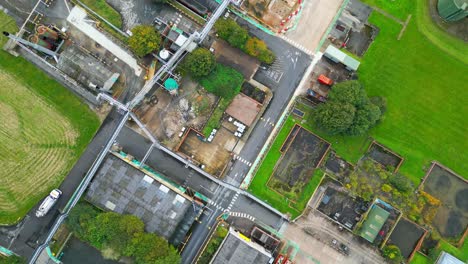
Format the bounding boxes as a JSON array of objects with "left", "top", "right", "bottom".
[
  {"left": 388, "top": 218, "right": 425, "bottom": 259},
  {"left": 423, "top": 163, "right": 468, "bottom": 239},
  {"left": 317, "top": 187, "right": 367, "bottom": 230},
  {"left": 324, "top": 151, "right": 354, "bottom": 180},
  {"left": 241, "top": 82, "right": 266, "bottom": 104},
  {"left": 367, "top": 141, "right": 403, "bottom": 171},
  {"left": 347, "top": 159, "right": 440, "bottom": 227},
  {"left": 268, "top": 125, "right": 330, "bottom": 198}
]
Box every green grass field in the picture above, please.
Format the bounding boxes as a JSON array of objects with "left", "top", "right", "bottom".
[
  {"left": 317, "top": 0, "right": 468, "bottom": 183},
  {"left": 0, "top": 11, "right": 100, "bottom": 224}
]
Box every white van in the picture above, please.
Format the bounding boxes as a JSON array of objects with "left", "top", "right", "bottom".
[{"left": 36, "top": 189, "right": 62, "bottom": 217}]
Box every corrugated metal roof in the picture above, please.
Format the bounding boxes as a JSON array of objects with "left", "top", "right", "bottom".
[
  {"left": 324, "top": 45, "right": 361, "bottom": 71},
  {"left": 436, "top": 251, "right": 465, "bottom": 264},
  {"left": 359, "top": 205, "right": 390, "bottom": 243}
]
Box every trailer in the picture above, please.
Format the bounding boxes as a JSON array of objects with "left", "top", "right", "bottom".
[{"left": 318, "top": 74, "right": 333, "bottom": 86}]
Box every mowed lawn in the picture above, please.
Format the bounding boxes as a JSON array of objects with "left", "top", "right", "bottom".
[
  {"left": 325, "top": 0, "right": 468, "bottom": 183},
  {"left": 0, "top": 11, "right": 100, "bottom": 224}
]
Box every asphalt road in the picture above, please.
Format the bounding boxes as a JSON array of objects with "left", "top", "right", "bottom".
[
  {"left": 224, "top": 18, "right": 313, "bottom": 186},
  {"left": 115, "top": 126, "right": 284, "bottom": 263}
]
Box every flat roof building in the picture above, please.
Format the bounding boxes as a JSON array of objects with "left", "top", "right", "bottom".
[
  {"left": 226, "top": 93, "right": 262, "bottom": 127},
  {"left": 359, "top": 204, "right": 390, "bottom": 243},
  {"left": 86, "top": 154, "right": 202, "bottom": 246},
  {"left": 211, "top": 228, "right": 272, "bottom": 264}
]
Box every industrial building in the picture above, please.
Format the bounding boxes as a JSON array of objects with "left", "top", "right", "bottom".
[
  {"left": 86, "top": 153, "right": 203, "bottom": 246},
  {"left": 210, "top": 228, "right": 273, "bottom": 264}
]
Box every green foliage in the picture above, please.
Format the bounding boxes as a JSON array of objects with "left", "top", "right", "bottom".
[
  {"left": 370, "top": 96, "right": 387, "bottom": 115},
  {"left": 66, "top": 202, "right": 179, "bottom": 264},
  {"left": 183, "top": 48, "right": 216, "bottom": 77},
  {"left": 80, "top": 0, "right": 123, "bottom": 28},
  {"left": 315, "top": 81, "right": 383, "bottom": 136},
  {"left": 244, "top": 37, "right": 275, "bottom": 64},
  {"left": 381, "top": 184, "right": 392, "bottom": 193},
  {"left": 67, "top": 203, "right": 100, "bottom": 239},
  {"left": 198, "top": 225, "right": 228, "bottom": 264},
  {"left": 128, "top": 25, "right": 161, "bottom": 57},
  {"left": 388, "top": 173, "right": 413, "bottom": 193},
  {"left": 228, "top": 26, "right": 249, "bottom": 49},
  {"left": 329, "top": 81, "right": 369, "bottom": 107},
  {"left": 199, "top": 64, "right": 243, "bottom": 100},
  {"left": 202, "top": 98, "right": 230, "bottom": 137},
  {"left": 0, "top": 255, "right": 25, "bottom": 264},
  {"left": 314, "top": 102, "right": 356, "bottom": 135},
  {"left": 214, "top": 18, "right": 238, "bottom": 40},
  {"left": 125, "top": 233, "right": 180, "bottom": 264},
  {"left": 382, "top": 245, "right": 403, "bottom": 264},
  {"left": 214, "top": 18, "right": 275, "bottom": 64}
]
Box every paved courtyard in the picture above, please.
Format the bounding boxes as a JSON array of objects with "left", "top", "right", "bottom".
[
  {"left": 281, "top": 186, "right": 385, "bottom": 264},
  {"left": 283, "top": 0, "right": 344, "bottom": 54}
]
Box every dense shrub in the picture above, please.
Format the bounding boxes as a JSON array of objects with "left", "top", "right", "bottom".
[
  {"left": 199, "top": 64, "right": 243, "bottom": 100},
  {"left": 388, "top": 173, "right": 413, "bottom": 193},
  {"left": 183, "top": 48, "right": 216, "bottom": 77},
  {"left": 214, "top": 18, "right": 275, "bottom": 64},
  {"left": 382, "top": 245, "right": 403, "bottom": 264},
  {"left": 128, "top": 25, "right": 161, "bottom": 57},
  {"left": 67, "top": 203, "right": 180, "bottom": 264},
  {"left": 314, "top": 81, "right": 383, "bottom": 135}
]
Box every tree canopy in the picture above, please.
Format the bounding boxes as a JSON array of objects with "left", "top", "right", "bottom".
[
  {"left": 245, "top": 37, "right": 275, "bottom": 64},
  {"left": 67, "top": 203, "right": 180, "bottom": 264},
  {"left": 214, "top": 18, "right": 275, "bottom": 64},
  {"left": 128, "top": 25, "right": 161, "bottom": 57},
  {"left": 199, "top": 64, "right": 243, "bottom": 100},
  {"left": 183, "top": 48, "right": 216, "bottom": 78},
  {"left": 314, "top": 80, "right": 383, "bottom": 135}
]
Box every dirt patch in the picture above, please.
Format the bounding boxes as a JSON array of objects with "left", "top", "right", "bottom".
[
  {"left": 242, "top": 0, "right": 299, "bottom": 29},
  {"left": 136, "top": 77, "right": 217, "bottom": 149},
  {"left": 268, "top": 125, "right": 330, "bottom": 198},
  {"left": 177, "top": 128, "right": 237, "bottom": 176},
  {"left": 345, "top": 25, "right": 378, "bottom": 57},
  {"left": 388, "top": 218, "right": 425, "bottom": 259},
  {"left": 324, "top": 152, "right": 354, "bottom": 181},
  {"left": 367, "top": 142, "right": 403, "bottom": 171},
  {"left": 423, "top": 163, "right": 468, "bottom": 239}
]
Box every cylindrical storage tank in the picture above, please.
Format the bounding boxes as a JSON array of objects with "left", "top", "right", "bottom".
[
  {"left": 438, "top": 0, "right": 468, "bottom": 22},
  {"left": 159, "top": 49, "right": 170, "bottom": 60}
]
